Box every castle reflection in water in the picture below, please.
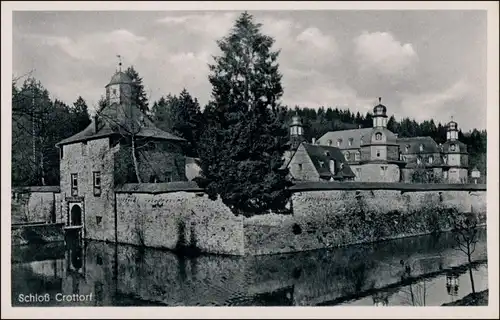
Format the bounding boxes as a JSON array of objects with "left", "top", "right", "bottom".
[{"left": 11, "top": 230, "right": 488, "bottom": 307}]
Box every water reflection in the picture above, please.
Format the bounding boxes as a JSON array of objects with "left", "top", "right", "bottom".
[{"left": 11, "top": 229, "right": 488, "bottom": 307}]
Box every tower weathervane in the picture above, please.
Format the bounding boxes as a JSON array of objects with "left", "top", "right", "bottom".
[
  {"left": 378, "top": 97, "right": 382, "bottom": 104},
  {"left": 117, "top": 55, "right": 122, "bottom": 72}
]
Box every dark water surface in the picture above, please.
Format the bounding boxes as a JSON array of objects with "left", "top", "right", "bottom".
[{"left": 11, "top": 229, "right": 488, "bottom": 307}]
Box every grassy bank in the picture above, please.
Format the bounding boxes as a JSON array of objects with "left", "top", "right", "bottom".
[{"left": 442, "top": 289, "right": 488, "bottom": 306}]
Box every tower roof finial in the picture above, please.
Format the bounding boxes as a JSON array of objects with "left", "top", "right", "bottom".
[
  {"left": 117, "top": 54, "right": 122, "bottom": 72},
  {"left": 378, "top": 97, "right": 382, "bottom": 104}
]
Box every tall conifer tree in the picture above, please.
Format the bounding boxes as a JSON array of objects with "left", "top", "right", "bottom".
[{"left": 197, "top": 12, "right": 291, "bottom": 216}]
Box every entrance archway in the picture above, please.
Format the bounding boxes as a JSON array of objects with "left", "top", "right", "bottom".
[{"left": 70, "top": 205, "right": 82, "bottom": 226}]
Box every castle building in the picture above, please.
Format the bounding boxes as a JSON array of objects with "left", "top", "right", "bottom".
[
  {"left": 312, "top": 98, "right": 469, "bottom": 183},
  {"left": 285, "top": 113, "right": 355, "bottom": 182},
  {"left": 54, "top": 66, "right": 186, "bottom": 240}
]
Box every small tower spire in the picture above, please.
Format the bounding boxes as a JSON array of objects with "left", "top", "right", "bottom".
[
  {"left": 378, "top": 97, "right": 381, "bottom": 104},
  {"left": 117, "top": 54, "right": 122, "bottom": 72}
]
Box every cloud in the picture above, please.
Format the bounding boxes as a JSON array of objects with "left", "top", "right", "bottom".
[
  {"left": 156, "top": 12, "right": 237, "bottom": 42},
  {"left": 283, "top": 69, "right": 374, "bottom": 113},
  {"left": 354, "top": 31, "right": 418, "bottom": 76},
  {"left": 398, "top": 79, "right": 479, "bottom": 127},
  {"left": 25, "top": 29, "right": 160, "bottom": 65},
  {"left": 259, "top": 17, "right": 341, "bottom": 67}
]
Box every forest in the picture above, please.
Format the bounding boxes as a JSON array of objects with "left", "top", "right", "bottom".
[{"left": 11, "top": 73, "right": 487, "bottom": 187}]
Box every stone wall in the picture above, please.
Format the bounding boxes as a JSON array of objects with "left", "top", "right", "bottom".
[
  {"left": 11, "top": 187, "right": 59, "bottom": 224},
  {"left": 244, "top": 183, "right": 487, "bottom": 255},
  {"left": 12, "top": 181, "right": 486, "bottom": 257},
  {"left": 115, "top": 186, "right": 244, "bottom": 255},
  {"left": 359, "top": 163, "right": 400, "bottom": 182}
]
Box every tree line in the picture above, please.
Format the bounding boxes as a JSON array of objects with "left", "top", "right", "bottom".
[{"left": 12, "top": 12, "right": 487, "bottom": 216}]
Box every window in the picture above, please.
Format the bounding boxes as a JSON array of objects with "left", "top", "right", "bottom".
[
  {"left": 348, "top": 138, "right": 353, "bottom": 146},
  {"left": 375, "top": 132, "right": 382, "bottom": 141},
  {"left": 417, "top": 157, "right": 422, "bottom": 165},
  {"left": 355, "top": 152, "right": 360, "bottom": 161},
  {"left": 428, "top": 156, "right": 434, "bottom": 164},
  {"left": 96, "top": 216, "right": 102, "bottom": 226},
  {"left": 376, "top": 150, "right": 381, "bottom": 157},
  {"left": 297, "top": 163, "right": 303, "bottom": 171},
  {"left": 405, "top": 145, "right": 410, "bottom": 153},
  {"left": 380, "top": 166, "right": 387, "bottom": 176},
  {"left": 419, "top": 144, "right": 424, "bottom": 152},
  {"left": 82, "top": 142, "right": 87, "bottom": 156},
  {"left": 337, "top": 139, "right": 342, "bottom": 147},
  {"left": 450, "top": 144, "right": 456, "bottom": 151},
  {"left": 328, "top": 139, "right": 332, "bottom": 146},
  {"left": 329, "top": 160, "right": 336, "bottom": 174},
  {"left": 166, "top": 172, "right": 172, "bottom": 182},
  {"left": 71, "top": 173, "right": 78, "bottom": 196},
  {"left": 344, "top": 151, "right": 350, "bottom": 160},
  {"left": 93, "top": 171, "right": 101, "bottom": 196},
  {"left": 112, "top": 88, "right": 117, "bottom": 95}
]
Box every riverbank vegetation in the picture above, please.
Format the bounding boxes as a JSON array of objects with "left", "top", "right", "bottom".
[{"left": 442, "top": 289, "right": 488, "bottom": 306}]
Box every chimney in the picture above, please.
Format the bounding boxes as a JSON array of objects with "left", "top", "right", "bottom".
[
  {"left": 94, "top": 115, "right": 99, "bottom": 133},
  {"left": 312, "top": 138, "right": 316, "bottom": 144}
]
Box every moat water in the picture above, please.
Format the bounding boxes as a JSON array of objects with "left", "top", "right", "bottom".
[{"left": 11, "top": 229, "right": 488, "bottom": 307}]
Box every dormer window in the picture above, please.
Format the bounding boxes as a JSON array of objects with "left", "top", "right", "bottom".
[
  {"left": 348, "top": 138, "right": 353, "bottom": 146},
  {"left": 329, "top": 160, "right": 336, "bottom": 174},
  {"left": 375, "top": 133, "right": 382, "bottom": 141},
  {"left": 419, "top": 144, "right": 424, "bottom": 152},
  {"left": 417, "top": 157, "right": 422, "bottom": 165},
  {"left": 354, "top": 152, "right": 360, "bottom": 161},
  {"left": 344, "top": 151, "right": 350, "bottom": 160},
  {"left": 405, "top": 145, "right": 410, "bottom": 153},
  {"left": 328, "top": 139, "right": 332, "bottom": 146},
  {"left": 428, "top": 156, "right": 434, "bottom": 164},
  {"left": 337, "top": 139, "right": 342, "bottom": 147},
  {"left": 450, "top": 144, "right": 456, "bottom": 151}
]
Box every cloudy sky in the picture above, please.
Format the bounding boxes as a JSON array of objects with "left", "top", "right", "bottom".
[{"left": 12, "top": 9, "right": 487, "bottom": 131}]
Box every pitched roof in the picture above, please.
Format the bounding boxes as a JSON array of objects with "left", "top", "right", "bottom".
[
  {"left": 316, "top": 128, "right": 373, "bottom": 149},
  {"left": 397, "top": 136, "right": 441, "bottom": 154},
  {"left": 302, "top": 143, "right": 356, "bottom": 179},
  {"left": 56, "top": 102, "right": 185, "bottom": 147},
  {"left": 106, "top": 71, "right": 132, "bottom": 87}
]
